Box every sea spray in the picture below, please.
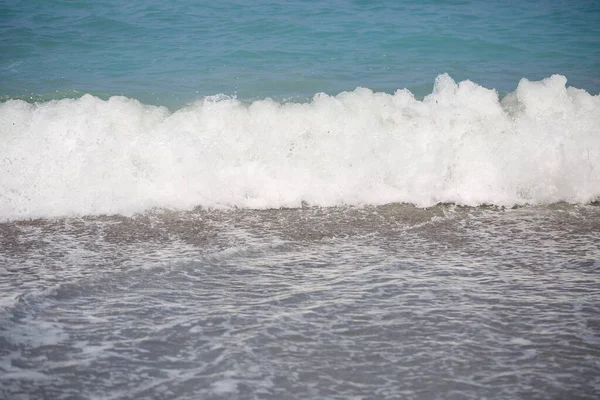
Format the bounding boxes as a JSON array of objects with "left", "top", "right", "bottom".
[{"left": 1, "top": 74, "right": 599, "bottom": 221}]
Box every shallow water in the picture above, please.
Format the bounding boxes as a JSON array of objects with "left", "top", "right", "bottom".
[{"left": 1, "top": 204, "right": 599, "bottom": 399}]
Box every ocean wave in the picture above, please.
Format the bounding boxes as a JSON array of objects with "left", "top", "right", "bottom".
[{"left": 1, "top": 74, "right": 599, "bottom": 221}]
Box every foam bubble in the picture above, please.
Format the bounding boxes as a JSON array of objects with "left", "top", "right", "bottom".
[
  {"left": 1, "top": 75, "right": 599, "bottom": 221},
  {"left": 212, "top": 379, "right": 238, "bottom": 394}
]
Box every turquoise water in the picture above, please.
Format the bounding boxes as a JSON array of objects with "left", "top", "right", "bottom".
[{"left": 2, "top": 0, "right": 599, "bottom": 106}]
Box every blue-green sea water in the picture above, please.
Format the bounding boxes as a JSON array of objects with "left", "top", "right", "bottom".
[
  {"left": 1, "top": 2, "right": 600, "bottom": 400},
  {"left": 2, "top": 0, "right": 599, "bottom": 106}
]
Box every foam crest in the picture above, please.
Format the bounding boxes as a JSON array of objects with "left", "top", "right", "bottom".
[{"left": 1, "top": 74, "right": 599, "bottom": 220}]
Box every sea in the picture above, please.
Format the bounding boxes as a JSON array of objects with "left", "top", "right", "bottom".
[{"left": 1, "top": 0, "right": 599, "bottom": 399}]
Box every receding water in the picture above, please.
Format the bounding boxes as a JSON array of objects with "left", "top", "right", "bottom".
[{"left": 1, "top": 205, "right": 599, "bottom": 399}]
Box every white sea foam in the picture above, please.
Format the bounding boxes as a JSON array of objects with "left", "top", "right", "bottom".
[{"left": 1, "top": 74, "right": 599, "bottom": 221}]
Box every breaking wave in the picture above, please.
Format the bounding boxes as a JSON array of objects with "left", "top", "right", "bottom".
[{"left": 1, "top": 74, "right": 599, "bottom": 221}]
